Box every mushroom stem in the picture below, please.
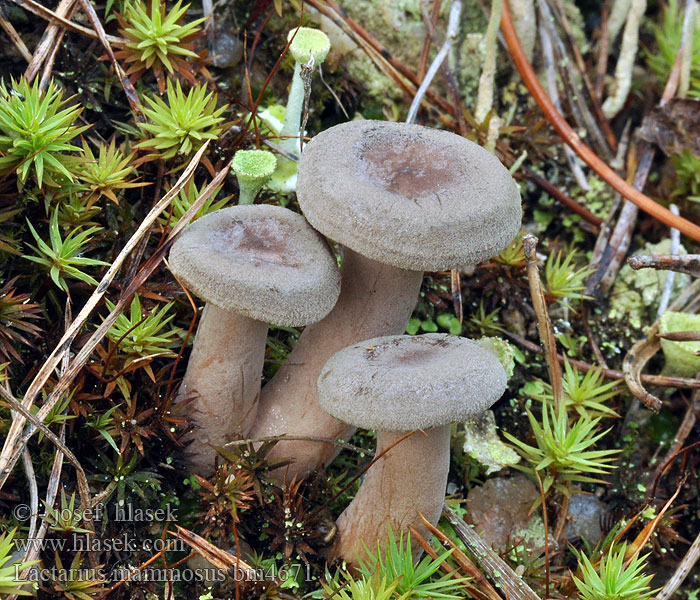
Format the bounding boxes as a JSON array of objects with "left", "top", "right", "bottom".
[
  {"left": 177, "top": 304, "right": 267, "bottom": 473},
  {"left": 331, "top": 426, "right": 451, "bottom": 567},
  {"left": 250, "top": 248, "right": 423, "bottom": 477}
]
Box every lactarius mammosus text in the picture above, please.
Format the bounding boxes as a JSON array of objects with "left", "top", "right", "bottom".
[
  {"left": 169, "top": 205, "right": 340, "bottom": 473},
  {"left": 251, "top": 120, "right": 521, "bottom": 477},
  {"left": 317, "top": 333, "right": 507, "bottom": 566}
]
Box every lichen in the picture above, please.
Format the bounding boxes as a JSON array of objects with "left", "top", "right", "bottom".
[
  {"left": 463, "top": 410, "right": 521, "bottom": 475},
  {"left": 477, "top": 336, "right": 516, "bottom": 377},
  {"left": 609, "top": 239, "right": 690, "bottom": 328}
]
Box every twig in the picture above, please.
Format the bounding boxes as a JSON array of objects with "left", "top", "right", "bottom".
[
  {"left": 523, "top": 235, "right": 564, "bottom": 415},
  {"left": 500, "top": 0, "right": 700, "bottom": 242},
  {"left": 538, "top": 10, "right": 592, "bottom": 191},
  {"left": 0, "top": 10, "right": 33, "bottom": 63},
  {"left": 0, "top": 143, "right": 210, "bottom": 492},
  {"left": 225, "top": 435, "right": 372, "bottom": 457},
  {"left": 406, "top": 1, "right": 461, "bottom": 124},
  {"left": 595, "top": 0, "right": 611, "bottom": 101},
  {"left": 654, "top": 384, "right": 699, "bottom": 482},
  {"left": 657, "top": 330, "right": 700, "bottom": 341},
  {"left": 20, "top": 449, "right": 38, "bottom": 542},
  {"left": 657, "top": 526, "right": 700, "bottom": 599},
  {"left": 628, "top": 254, "right": 700, "bottom": 278},
  {"left": 519, "top": 169, "right": 603, "bottom": 228},
  {"left": 622, "top": 278, "right": 700, "bottom": 411},
  {"left": 418, "top": 0, "right": 442, "bottom": 81},
  {"left": 657, "top": 204, "right": 681, "bottom": 317},
  {"left": 442, "top": 505, "right": 542, "bottom": 600},
  {"left": 413, "top": 520, "right": 502, "bottom": 600},
  {"left": 585, "top": 142, "right": 653, "bottom": 298},
  {"left": 501, "top": 329, "right": 700, "bottom": 390}
]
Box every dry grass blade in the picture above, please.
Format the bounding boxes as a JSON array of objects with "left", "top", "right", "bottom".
[
  {"left": 0, "top": 11, "right": 33, "bottom": 63},
  {"left": 12, "top": 0, "right": 126, "bottom": 45},
  {"left": 0, "top": 387, "right": 98, "bottom": 567},
  {"left": 23, "top": 0, "right": 77, "bottom": 81},
  {"left": 174, "top": 525, "right": 257, "bottom": 579},
  {"left": 0, "top": 142, "right": 210, "bottom": 492},
  {"left": 657, "top": 526, "right": 700, "bottom": 600},
  {"left": 500, "top": 0, "right": 700, "bottom": 242},
  {"left": 441, "top": 505, "right": 542, "bottom": 600}
]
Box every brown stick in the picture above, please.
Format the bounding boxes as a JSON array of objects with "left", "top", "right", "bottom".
[
  {"left": 501, "top": 330, "right": 700, "bottom": 390},
  {"left": 441, "top": 505, "right": 542, "bottom": 600},
  {"left": 523, "top": 235, "right": 564, "bottom": 416},
  {"left": 628, "top": 254, "right": 700, "bottom": 278},
  {"left": 500, "top": 0, "right": 700, "bottom": 242}
]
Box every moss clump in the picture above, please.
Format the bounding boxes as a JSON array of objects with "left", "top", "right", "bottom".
[{"left": 659, "top": 311, "right": 700, "bottom": 376}]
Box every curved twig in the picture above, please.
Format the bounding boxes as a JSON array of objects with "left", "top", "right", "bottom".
[{"left": 500, "top": 0, "right": 700, "bottom": 242}]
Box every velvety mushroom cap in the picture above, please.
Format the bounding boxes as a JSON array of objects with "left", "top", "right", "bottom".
[
  {"left": 297, "top": 120, "right": 522, "bottom": 271},
  {"left": 317, "top": 334, "right": 507, "bottom": 431},
  {"left": 169, "top": 205, "right": 340, "bottom": 326}
]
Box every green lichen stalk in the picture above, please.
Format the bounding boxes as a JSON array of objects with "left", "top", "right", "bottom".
[
  {"left": 232, "top": 150, "right": 276, "bottom": 205},
  {"left": 279, "top": 27, "right": 330, "bottom": 155}
]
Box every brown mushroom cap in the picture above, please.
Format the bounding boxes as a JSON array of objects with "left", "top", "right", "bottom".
[
  {"left": 169, "top": 205, "right": 340, "bottom": 326},
  {"left": 297, "top": 120, "right": 522, "bottom": 271},
  {"left": 317, "top": 333, "right": 507, "bottom": 431}
]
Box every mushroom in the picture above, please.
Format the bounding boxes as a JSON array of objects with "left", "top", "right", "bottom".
[
  {"left": 169, "top": 204, "right": 340, "bottom": 473},
  {"left": 231, "top": 149, "right": 276, "bottom": 205},
  {"left": 250, "top": 120, "right": 521, "bottom": 477},
  {"left": 317, "top": 333, "right": 508, "bottom": 566}
]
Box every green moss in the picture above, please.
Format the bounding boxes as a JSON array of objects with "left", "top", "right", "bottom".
[{"left": 659, "top": 311, "right": 700, "bottom": 376}]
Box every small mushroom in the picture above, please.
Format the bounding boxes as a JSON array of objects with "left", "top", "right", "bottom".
[
  {"left": 279, "top": 27, "right": 331, "bottom": 155},
  {"left": 251, "top": 120, "right": 521, "bottom": 477},
  {"left": 317, "top": 333, "right": 507, "bottom": 566},
  {"left": 169, "top": 205, "right": 340, "bottom": 473},
  {"left": 231, "top": 149, "right": 276, "bottom": 205}
]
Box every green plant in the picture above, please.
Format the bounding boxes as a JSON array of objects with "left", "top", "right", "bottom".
[
  {"left": 671, "top": 150, "right": 700, "bottom": 203},
  {"left": 0, "top": 528, "right": 38, "bottom": 596},
  {"left": 43, "top": 489, "right": 92, "bottom": 534},
  {"left": 157, "top": 181, "right": 229, "bottom": 228},
  {"left": 0, "top": 77, "right": 89, "bottom": 188},
  {"left": 503, "top": 405, "right": 620, "bottom": 495},
  {"left": 89, "top": 449, "right": 161, "bottom": 508},
  {"left": 468, "top": 302, "right": 503, "bottom": 335},
  {"left": 646, "top": 0, "right": 700, "bottom": 97},
  {"left": 357, "top": 528, "right": 468, "bottom": 600},
  {"left": 105, "top": 294, "right": 179, "bottom": 361},
  {"left": 78, "top": 138, "right": 146, "bottom": 206},
  {"left": 0, "top": 277, "right": 41, "bottom": 363},
  {"left": 25, "top": 210, "right": 108, "bottom": 293},
  {"left": 48, "top": 552, "right": 107, "bottom": 599},
  {"left": 543, "top": 249, "right": 593, "bottom": 308},
  {"left": 115, "top": 0, "right": 205, "bottom": 93},
  {"left": 136, "top": 80, "right": 226, "bottom": 159},
  {"left": 526, "top": 359, "right": 622, "bottom": 418},
  {"left": 573, "top": 544, "right": 657, "bottom": 600},
  {"left": 320, "top": 569, "right": 410, "bottom": 600}
]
